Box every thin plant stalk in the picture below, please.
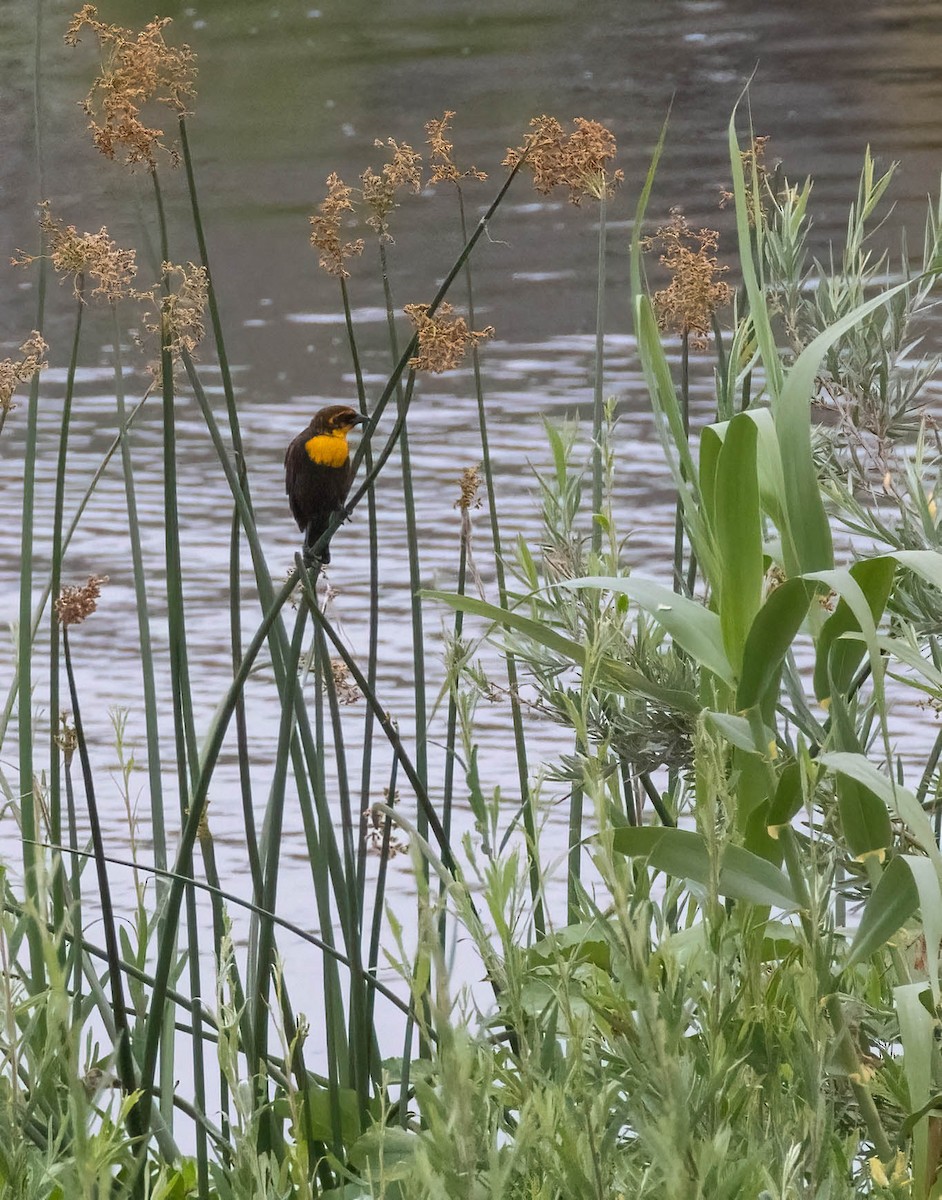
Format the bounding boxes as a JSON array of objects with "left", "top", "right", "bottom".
[
  {"left": 455, "top": 186, "right": 543, "bottom": 936},
  {"left": 591, "top": 189, "right": 607, "bottom": 557},
  {"left": 47, "top": 282, "right": 86, "bottom": 939},
  {"left": 61, "top": 626, "right": 140, "bottom": 1132},
  {"left": 111, "top": 306, "right": 167, "bottom": 880}
]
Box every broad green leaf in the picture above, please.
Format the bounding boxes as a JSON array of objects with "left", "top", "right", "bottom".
[
  {"left": 813, "top": 557, "right": 895, "bottom": 702},
  {"left": 349, "top": 1126, "right": 417, "bottom": 1183},
  {"left": 828, "top": 680, "right": 893, "bottom": 856},
  {"left": 715, "top": 413, "right": 763, "bottom": 673},
  {"left": 766, "top": 760, "right": 803, "bottom": 828},
  {"left": 611, "top": 826, "right": 798, "bottom": 909},
  {"left": 699, "top": 424, "right": 723, "bottom": 533},
  {"left": 564, "top": 575, "right": 735, "bottom": 686},
  {"left": 892, "top": 548, "right": 942, "bottom": 591},
  {"left": 818, "top": 752, "right": 942, "bottom": 868},
  {"left": 705, "top": 710, "right": 770, "bottom": 756},
  {"left": 903, "top": 855, "right": 942, "bottom": 1002},
  {"left": 737, "top": 578, "right": 815, "bottom": 711},
  {"left": 528, "top": 921, "right": 612, "bottom": 971},
  {"left": 846, "top": 855, "right": 918, "bottom": 968},
  {"left": 896, "top": 980, "right": 936, "bottom": 1196}
]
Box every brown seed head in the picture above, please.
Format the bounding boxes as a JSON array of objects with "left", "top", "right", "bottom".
[
  {"left": 643, "top": 211, "right": 732, "bottom": 350},
  {"left": 56, "top": 575, "right": 109, "bottom": 628},
  {"left": 309, "top": 173, "right": 365, "bottom": 277},
  {"left": 361, "top": 139, "right": 422, "bottom": 239},
  {"left": 13, "top": 202, "right": 137, "bottom": 302},
  {"left": 329, "top": 658, "right": 361, "bottom": 705},
  {"left": 0, "top": 332, "right": 47, "bottom": 418},
  {"left": 425, "top": 111, "right": 487, "bottom": 187},
  {"left": 138, "top": 261, "right": 208, "bottom": 378},
  {"left": 720, "top": 135, "right": 772, "bottom": 221},
  {"left": 503, "top": 115, "right": 623, "bottom": 204},
  {"left": 65, "top": 5, "right": 197, "bottom": 169},
  {"left": 404, "top": 301, "right": 494, "bottom": 374},
  {"left": 456, "top": 465, "right": 482, "bottom": 512}
]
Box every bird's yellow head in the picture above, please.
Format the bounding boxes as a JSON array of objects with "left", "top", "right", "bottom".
[{"left": 305, "top": 404, "right": 367, "bottom": 466}]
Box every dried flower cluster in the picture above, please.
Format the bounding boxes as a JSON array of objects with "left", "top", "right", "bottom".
[
  {"left": 140, "top": 262, "right": 208, "bottom": 368},
  {"left": 309, "top": 174, "right": 365, "bottom": 278},
  {"left": 66, "top": 5, "right": 196, "bottom": 168},
  {"left": 13, "top": 203, "right": 137, "bottom": 302},
  {"left": 0, "top": 332, "right": 47, "bottom": 419},
  {"left": 504, "top": 115, "right": 623, "bottom": 204},
  {"left": 361, "top": 139, "right": 422, "bottom": 238},
  {"left": 643, "top": 211, "right": 732, "bottom": 349},
  {"left": 56, "top": 575, "right": 108, "bottom": 627},
  {"left": 721, "top": 135, "right": 772, "bottom": 219},
  {"left": 404, "top": 301, "right": 494, "bottom": 374},
  {"left": 456, "top": 465, "right": 482, "bottom": 511},
  {"left": 426, "top": 111, "right": 486, "bottom": 186},
  {"left": 329, "top": 658, "right": 361, "bottom": 705}
]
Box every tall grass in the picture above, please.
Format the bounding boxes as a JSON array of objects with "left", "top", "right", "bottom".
[{"left": 6, "top": 8, "right": 942, "bottom": 1199}]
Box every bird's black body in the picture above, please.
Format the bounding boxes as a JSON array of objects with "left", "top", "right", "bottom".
[{"left": 284, "top": 404, "right": 366, "bottom": 564}]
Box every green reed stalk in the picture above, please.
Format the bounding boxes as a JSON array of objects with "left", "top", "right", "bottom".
[
  {"left": 348, "top": 155, "right": 528, "bottom": 488},
  {"left": 338, "top": 272, "right": 380, "bottom": 914},
  {"left": 673, "top": 330, "right": 691, "bottom": 594},
  {"left": 0, "top": 389, "right": 155, "bottom": 754},
  {"left": 591, "top": 190, "right": 607, "bottom": 558},
  {"left": 61, "top": 626, "right": 140, "bottom": 1128},
  {"left": 252, "top": 600, "right": 307, "bottom": 1147},
  {"left": 317, "top": 622, "right": 371, "bottom": 1114},
  {"left": 377, "top": 241, "right": 429, "bottom": 840},
  {"left": 158, "top": 328, "right": 209, "bottom": 1173},
  {"left": 111, "top": 308, "right": 166, "bottom": 879},
  {"left": 47, "top": 283, "right": 86, "bottom": 938},
  {"left": 455, "top": 187, "right": 543, "bottom": 935}
]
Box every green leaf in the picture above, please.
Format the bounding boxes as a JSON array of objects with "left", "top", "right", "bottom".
[
  {"left": 737, "top": 578, "right": 815, "bottom": 711},
  {"left": 846, "top": 855, "right": 918, "bottom": 968},
  {"left": 766, "top": 760, "right": 804, "bottom": 830},
  {"left": 828, "top": 680, "right": 892, "bottom": 856},
  {"left": 705, "top": 710, "right": 772, "bottom": 757},
  {"left": 610, "top": 826, "right": 798, "bottom": 909},
  {"left": 563, "top": 575, "right": 735, "bottom": 686},
  {"left": 813, "top": 557, "right": 895, "bottom": 702},
  {"left": 818, "top": 752, "right": 942, "bottom": 868},
  {"left": 714, "top": 413, "right": 763, "bottom": 673}
]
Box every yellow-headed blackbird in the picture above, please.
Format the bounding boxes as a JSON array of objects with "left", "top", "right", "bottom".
[{"left": 284, "top": 404, "right": 367, "bottom": 563}]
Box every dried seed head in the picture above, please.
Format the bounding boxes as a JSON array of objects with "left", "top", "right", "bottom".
[
  {"left": 56, "top": 712, "right": 78, "bottom": 765},
  {"left": 14, "top": 202, "right": 137, "bottom": 302},
  {"left": 309, "top": 173, "right": 365, "bottom": 278},
  {"left": 425, "top": 111, "right": 487, "bottom": 186},
  {"left": 404, "top": 301, "right": 493, "bottom": 374},
  {"left": 504, "top": 115, "right": 623, "bottom": 204},
  {"left": 65, "top": 5, "right": 197, "bottom": 169},
  {"left": 0, "top": 332, "right": 47, "bottom": 418},
  {"left": 361, "top": 139, "right": 422, "bottom": 238},
  {"left": 456, "top": 465, "right": 482, "bottom": 511},
  {"left": 720, "top": 135, "right": 772, "bottom": 221},
  {"left": 329, "top": 658, "right": 361, "bottom": 705},
  {"left": 56, "top": 575, "right": 108, "bottom": 627},
  {"left": 139, "top": 261, "right": 208, "bottom": 375},
  {"left": 643, "top": 211, "right": 732, "bottom": 349}
]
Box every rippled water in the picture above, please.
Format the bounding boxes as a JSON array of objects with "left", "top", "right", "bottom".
[{"left": 3, "top": 0, "right": 942, "bottom": 1068}]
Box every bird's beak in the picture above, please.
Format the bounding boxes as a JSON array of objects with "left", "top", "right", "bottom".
[{"left": 350, "top": 413, "right": 368, "bottom": 426}]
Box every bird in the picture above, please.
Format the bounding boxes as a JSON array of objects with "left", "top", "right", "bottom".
[{"left": 284, "top": 404, "right": 367, "bottom": 564}]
